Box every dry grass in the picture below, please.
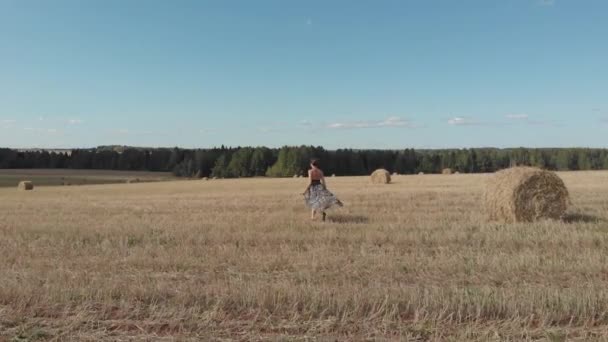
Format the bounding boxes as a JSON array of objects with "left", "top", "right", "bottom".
[
  {"left": 1, "top": 172, "right": 608, "bottom": 340},
  {"left": 0, "top": 169, "right": 174, "bottom": 188}
]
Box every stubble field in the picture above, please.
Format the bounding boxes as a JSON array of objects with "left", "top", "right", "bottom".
[
  {"left": 0, "top": 169, "right": 175, "bottom": 188},
  {"left": 1, "top": 171, "right": 608, "bottom": 341}
]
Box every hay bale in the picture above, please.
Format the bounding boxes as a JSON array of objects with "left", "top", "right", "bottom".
[
  {"left": 371, "top": 169, "right": 391, "bottom": 184},
  {"left": 212, "top": 177, "right": 218, "bottom": 180},
  {"left": 392, "top": 172, "right": 399, "bottom": 176},
  {"left": 202, "top": 177, "right": 209, "bottom": 181},
  {"left": 18, "top": 181, "right": 34, "bottom": 191},
  {"left": 331, "top": 174, "right": 336, "bottom": 177},
  {"left": 293, "top": 174, "right": 298, "bottom": 178},
  {"left": 418, "top": 172, "right": 424, "bottom": 175},
  {"left": 454, "top": 171, "right": 460, "bottom": 175},
  {"left": 484, "top": 167, "right": 569, "bottom": 223},
  {"left": 126, "top": 178, "right": 140, "bottom": 184},
  {"left": 442, "top": 168, "right": 453, "bottom": 175}
]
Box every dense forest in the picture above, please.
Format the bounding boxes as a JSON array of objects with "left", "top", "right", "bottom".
[{"left": 1, "top": 146, "right": 608, "bottom": 178}]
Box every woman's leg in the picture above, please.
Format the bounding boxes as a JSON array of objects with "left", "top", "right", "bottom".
[{"left": 322, "top": 211, "right": 327, "bottom": 222}]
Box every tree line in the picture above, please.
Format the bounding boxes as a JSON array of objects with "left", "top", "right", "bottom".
[{"left": 2, "top": 146, "right": 608, "bottom": 178}]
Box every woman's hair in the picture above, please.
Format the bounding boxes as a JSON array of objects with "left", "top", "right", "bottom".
[{"left": 310, "top": 159, "right": 320, "bottom": 167}]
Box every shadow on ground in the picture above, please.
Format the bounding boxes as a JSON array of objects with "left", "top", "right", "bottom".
[
  {"left": 563, "top": 212, "right": 605, "bottom": 224},
  {"left": 327, "top": 214, "right": 370, "bottom": 224}
]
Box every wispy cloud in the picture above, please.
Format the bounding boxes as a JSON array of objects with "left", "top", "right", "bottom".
[
  {"left": 67, "top": 119, "right": 84, "bottom": 125},
  {"left": 506, "top": 114, "right": 559, "bottom": 126},
  {"left": 299, "top": 120, "right": 313, "bottom": 127},
  {"left": 447, "top": 117, "right": 484, "bottom": 126},
  {"left": 327, "top": 116, "right": 415, "bottom": 129},
  {"left": 306, "top": 18, "right": 313, "bottom": 25},
  {"left": 538, "top": 0, "right": 555, "bottom": 6},
  {"left": 24, "top": 127, "right": 59, "bottom": 134},
  {"left": 448, "top": 114, "right": 559, "bottom": 127},
  {"left": 1, "top": 119, "right": 16, "bottom": 129}
]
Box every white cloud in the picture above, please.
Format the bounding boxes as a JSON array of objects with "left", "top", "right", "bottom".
[
  {"left": 306, "top": 18, "right": 312, "bottom": 25},
  {"left": 299, "top": 120, "right": 312, "bottom": 127},
  {"left": 505, "top": 114, "right": 529, "bottom": 120},
  {"left": 447, "top": 117, "right": 479, "bottom": 126},
  {"left": 1, "top": 119, "right": 16, "bottom": 124},
  {"left": 23, "top": 127, "right": 59, "bottom": 134},
  {"left": 327, "top": 116, "right": 414, "bottom": 129},
  {"left": 67, "top": 119, "right": 84, "bottom": 125},
  {"left": 538, "top": 0, "right": 555, "bottom": 6}
]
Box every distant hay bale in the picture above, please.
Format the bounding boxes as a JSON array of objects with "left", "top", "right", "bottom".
[
  {"left": 126, "top": 178, "right": 140, "bottom": 184},
  {"left": 454, "top": 171, "right": 460, "bottom": 175},
  {"left": 371, "top": 169, "right": 391, "bottom": 184},
  {"left": 17, "top": 181, "right": 34, "bottom": 191},
  {"left": 212, "top": 177, "right": 218, "bottom": 180},
  {"left": 442, "top": 168, "right": 453, "bottom": 175},
  {"left": 392, "top": 172, "right": 399, "bottom": 176},
  {"left": 293, "top": 174, "right": 298, "bottom": 178},
  {"left": 331, "top": 174, "right": 336, "bottom": 177},
  {"left": 202, "top": 177, "right": 209, "bottom": 181},
  {"left": 418, "top": 172, "right": 424, "bottom": 175},
  {"left": 484, "top": 167, "right": 569, "bottom": 223}
]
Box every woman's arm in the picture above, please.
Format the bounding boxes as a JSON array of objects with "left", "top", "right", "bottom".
[{"left": 321, "top": 172, "right": 327, "bottom": 189}]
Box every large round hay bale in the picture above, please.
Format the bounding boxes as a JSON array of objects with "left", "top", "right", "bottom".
[
  {"left": 484, "top": 167, "right": 569, "bottom": 223},
  {"left": 418, "top": 172, "right": 424, "bottom": 175},
  {"left": 18, "top": 181, "right": 34, "bottom": 191},
  {"left": 442, "top": 168, "right": 453, "bottom": 175},
  {"left": 371, "top": 169, "right": 391, "bottom": 184}
]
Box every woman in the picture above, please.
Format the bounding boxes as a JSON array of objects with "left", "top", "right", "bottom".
[{"left": 303, "top": 159, "right": 343, "bottom": 221}]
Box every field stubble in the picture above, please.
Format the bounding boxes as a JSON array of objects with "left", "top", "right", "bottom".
[{"left": 1, "top": 172, "right": 608, "bottom": 340}]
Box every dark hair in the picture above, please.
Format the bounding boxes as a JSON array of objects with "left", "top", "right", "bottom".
[{"left": 310, "top": 159, "right": 320, "bottom": 167}]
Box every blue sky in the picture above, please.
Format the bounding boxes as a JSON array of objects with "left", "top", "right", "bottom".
[{"left": 1, "top": 0, "right": 607, "bottom": 149}]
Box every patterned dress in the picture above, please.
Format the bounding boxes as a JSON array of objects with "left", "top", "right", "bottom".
[{"left": 304, "top": 180, "right": 343, "bottom": 210}]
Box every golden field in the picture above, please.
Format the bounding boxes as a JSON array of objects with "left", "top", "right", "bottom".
[{"left": 1, "top": 171, "right": 608, "bottom": 341}]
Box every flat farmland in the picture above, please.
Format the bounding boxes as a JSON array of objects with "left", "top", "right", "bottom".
[
  {"left": 1, "top": 172, "right": 608, "bottom": 340},
  {"left": 0, "top": 169, "right": 175, "bottom": 188}
]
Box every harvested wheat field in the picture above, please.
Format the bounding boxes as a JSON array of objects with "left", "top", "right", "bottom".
[{"left": 2, "top": 172, "right": 608, "bottom": 340}]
